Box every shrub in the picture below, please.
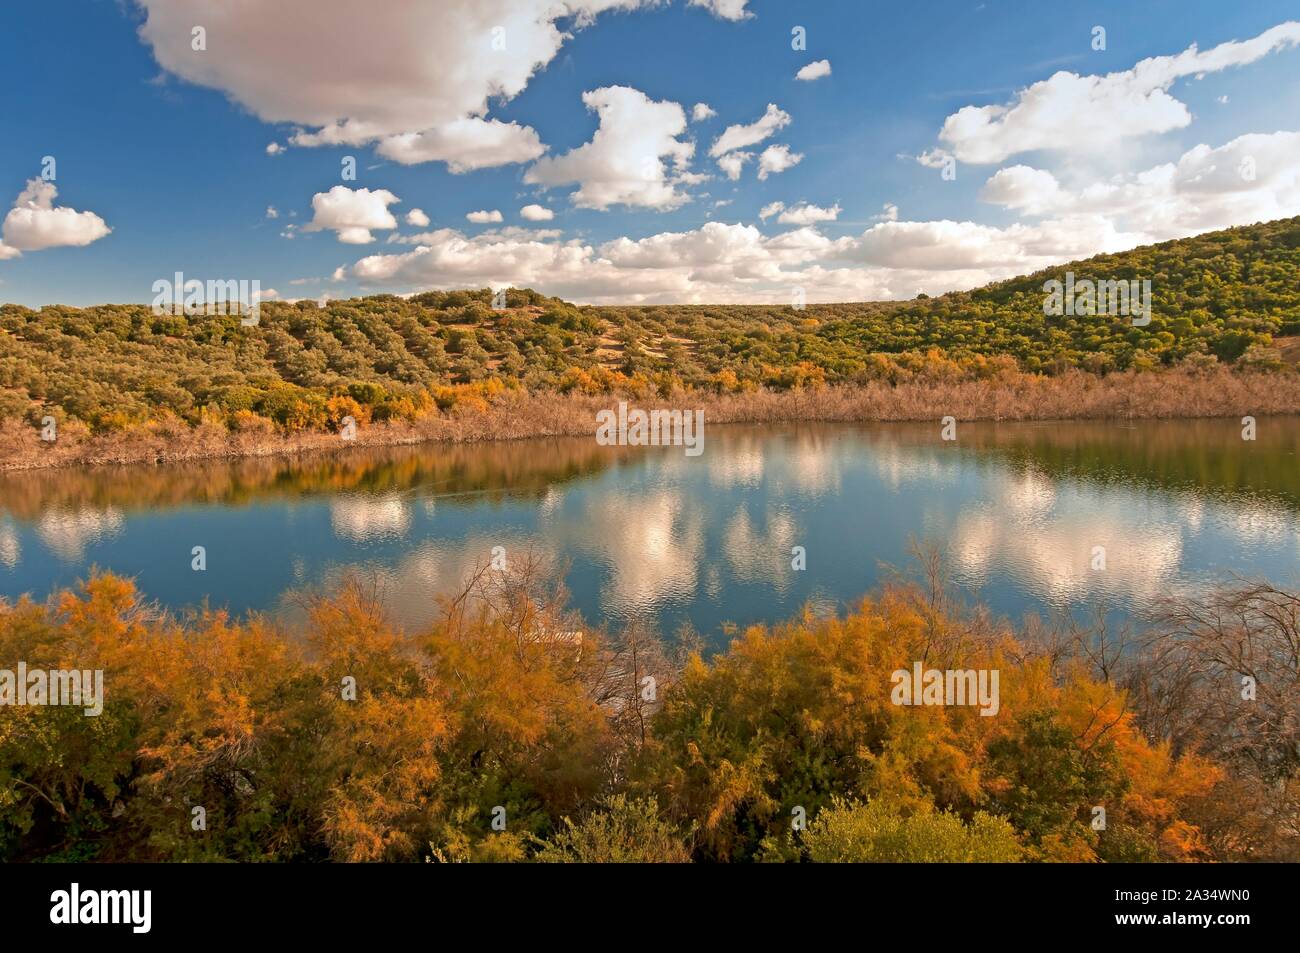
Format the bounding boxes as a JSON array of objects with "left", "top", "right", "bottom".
[
  {"left": 1239, "top": 344, "right": 1285, "bottom": 370},
  {"left": 257, "top": 385, "right": 328, "bottom": 432},
  {"left": 802, "top": 799, "right": 1023, "bottom": 863},
  {"left": 346, "top": 382, "right": 389, "bottom": 406},
  {"left": 533, "top": 796, "right": 692, "bottom": 863},
  {"left": 228, "top": 409, "right": 276, "bottom": 434}
]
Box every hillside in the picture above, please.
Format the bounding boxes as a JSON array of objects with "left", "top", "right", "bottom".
[{"left": 1, "top": 217, "right": 1299, "bottom": 437}]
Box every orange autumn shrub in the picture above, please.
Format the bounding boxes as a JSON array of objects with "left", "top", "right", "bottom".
[{"left": 0, "top": 570, "right": 1257, "bottom": 863}]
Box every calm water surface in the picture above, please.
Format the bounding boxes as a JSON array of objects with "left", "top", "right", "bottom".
[{"left": 2, "top": 418, "right": 1298, "bottom": 648}]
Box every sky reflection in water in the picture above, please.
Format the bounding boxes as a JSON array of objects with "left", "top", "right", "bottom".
[{"left": 1, "top": 418, "right": 1298, "bottom": 649}]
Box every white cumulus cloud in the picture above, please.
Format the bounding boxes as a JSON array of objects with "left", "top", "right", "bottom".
[
  {"left": 361, "top": 117, "right": 545, "bottom": 172},
  {"left": 687, "top": 0, "right": 751, "bottom": 21},
  {"left": 710, "top": 103, "right": 791, "bottom": 157},
  {"left": 980, "top": 131, "right": 1300, "bottom": 243},
  {"left": 335, "top": 213, "right": 1117, "bottom": 307},
  {"left": 134, "top": 0, "right": 666, "bottom": 171},
  {"left": 795, "top": 59, "right": 831, "bottom": 82},
  {"left": 0, "top": 179, "right": 111, "bottom": 258},
  {"left": 304, "top": 186, "right": 400, "bottom": 244},
  {"left": 520, "top": 204, "right": 555, "bottom": 221},
  {"left": 757, "top": 144, "right": 803, "bottom": 180},
  {"left": 717, "top": 151, "right": 753, "bottom": 181},
  {"left": 775, "top": 202, "right": 840, "bottom": 225},
  {"left": 934, "top": 21, "right": 1300, "bottom": 163},
  {"left": 979, "top": 165, "right": 1066, "bottom": 215},
  {"left": 525, "top": 85, "right": 697, "bottom": 210}
]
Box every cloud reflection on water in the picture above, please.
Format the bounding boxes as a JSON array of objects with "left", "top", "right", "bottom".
[{"left": 2, "top": 419, "right": 1299, "bottom": 642}]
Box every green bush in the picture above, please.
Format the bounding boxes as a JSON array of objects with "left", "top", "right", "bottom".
[
  {"left": 533, "top": 796, "right": 692, "bottom": 863},
  {"left": 802, "top": 799, "right": 1023, "bottom": 863}
]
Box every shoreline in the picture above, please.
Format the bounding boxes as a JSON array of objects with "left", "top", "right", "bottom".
[{"left": 4, "top": 365, "right": 1299, "bottom": 472}]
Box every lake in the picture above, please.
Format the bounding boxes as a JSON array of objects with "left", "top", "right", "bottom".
[{"left": 2, "top": 417, "right": 1298, "bottom": 648}]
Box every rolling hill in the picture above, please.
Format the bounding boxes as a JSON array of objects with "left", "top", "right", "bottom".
[{"left": 1, "top": 216, "right": 1298, "bottom": 435}]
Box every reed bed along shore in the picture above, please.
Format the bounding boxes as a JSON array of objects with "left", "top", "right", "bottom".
[{"left": 3, "top": 366, "right": 1298, "bottom": 472}]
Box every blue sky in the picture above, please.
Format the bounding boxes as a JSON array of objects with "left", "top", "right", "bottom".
[{"left": 1, "top": 0, "right": 1299, "bottom": 306}]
